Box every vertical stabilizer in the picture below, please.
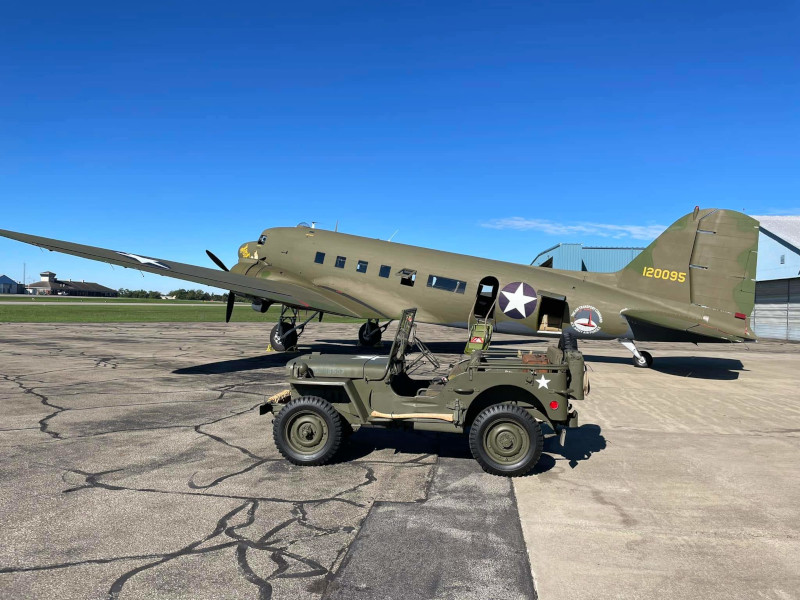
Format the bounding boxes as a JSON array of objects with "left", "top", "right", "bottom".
[{"left": 617, "top": 209, "right": 759, "bottom": 317}]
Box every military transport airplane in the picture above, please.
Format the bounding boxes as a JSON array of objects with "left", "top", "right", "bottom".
[{"left": 0, "top": 207, "right": 758, "bottom": 368}]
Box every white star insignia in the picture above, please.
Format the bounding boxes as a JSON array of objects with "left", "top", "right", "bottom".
[
  {"left": 501, "top": 283, "right": 536, "bottom": 316},
  {"left": 116, "top": 252, "right": 170, "bottom": 270},
  {"left": 535, "top": 375, "right": 550, "bottom": 389}
]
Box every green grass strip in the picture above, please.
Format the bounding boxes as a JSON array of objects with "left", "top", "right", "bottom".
[{"left": 0, "top": 304, "right": 360, "bottom": 323}]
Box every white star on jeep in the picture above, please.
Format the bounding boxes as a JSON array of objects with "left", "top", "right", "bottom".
[
  {"left": 501, "top": 283, "right": 536, "bottom": 316},
  {"left": 535, "top": 375, "right": 550, "bottom": 389}
]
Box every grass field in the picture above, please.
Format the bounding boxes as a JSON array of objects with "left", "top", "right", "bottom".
[{"left": 0, "top": 304, "right": 360, "bottom": 323}]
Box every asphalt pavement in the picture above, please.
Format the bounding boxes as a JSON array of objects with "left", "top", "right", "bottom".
[{"left": 0, "top": 322, "right": 797, "bottom": 599}]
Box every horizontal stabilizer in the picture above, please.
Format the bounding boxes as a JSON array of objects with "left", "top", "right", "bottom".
[{"left": 622, "top": 308, "right": 756, "bottom": 343}]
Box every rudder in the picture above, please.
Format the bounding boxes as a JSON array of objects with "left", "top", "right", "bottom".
[{"left": 617, "top": 208, "right": 759, "bottom": 317}]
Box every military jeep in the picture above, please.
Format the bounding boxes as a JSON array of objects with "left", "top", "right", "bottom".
[{"left": 261, "top": 308, "right": 585, "bottom": 476}]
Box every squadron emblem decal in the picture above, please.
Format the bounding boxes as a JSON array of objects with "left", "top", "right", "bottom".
[
  {"left": 571, "top": 305, "right": 603, "bottom": 334},
  {"left": 498, "top": 282, "right": 538, "bottom": 319},
  {"left": 115, "top": 252, "right": 171, "bottom": 270}
]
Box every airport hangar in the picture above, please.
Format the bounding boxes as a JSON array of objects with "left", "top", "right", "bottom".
[
  {"left": 531, "top": 215, "right": 800, "bottom": 342},
  {"left": 22, "top": 271, "right": 118, "bottom": 297},
  {"left": 0, "top": 274, "right": 21, "bottom": 294}
]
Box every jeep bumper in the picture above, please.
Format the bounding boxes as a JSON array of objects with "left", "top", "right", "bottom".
[{"left": 567, "top": 408, "right": 579, "bottom": 428}]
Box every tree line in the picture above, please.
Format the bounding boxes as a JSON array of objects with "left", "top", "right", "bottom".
[{"left": 117, "top": 288, "right": 246, "bottom": 302}]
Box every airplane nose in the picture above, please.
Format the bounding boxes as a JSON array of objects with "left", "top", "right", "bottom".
[{"left": 239, "top": 242, "right": 258, "bottom": 260}]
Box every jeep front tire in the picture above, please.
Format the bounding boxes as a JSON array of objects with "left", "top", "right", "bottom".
[{"left": 273, "top": 396, "right": 343, "bottom": 466}]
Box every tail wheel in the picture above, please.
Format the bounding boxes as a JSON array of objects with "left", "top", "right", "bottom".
[
  {"left": 469, "top": 404, "right": 543, "bottom": 477},
  {"left": 273, "top": 396, "right": 343, "bottom": 466},
  {"left": 271, "top": 321, "right": 298, "bottom": 352},
  {"left": 632, "top": 350, "right": 653, "bottom": 368}
]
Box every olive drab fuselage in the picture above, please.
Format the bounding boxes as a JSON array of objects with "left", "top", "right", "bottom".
[
  {"left": 235, "top": 208, "right": 758, "bottom": 345},
  {"left": 0, "top": 208, "right": 759, "bottom": 348}
]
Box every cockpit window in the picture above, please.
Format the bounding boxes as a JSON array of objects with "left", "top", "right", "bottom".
[{"left": 257, "top": 234, "right": 267, "bottom": 245}]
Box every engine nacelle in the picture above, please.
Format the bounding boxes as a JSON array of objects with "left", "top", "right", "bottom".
[{"left": 252, "top": 300, "right": 272, "bottom": 313}]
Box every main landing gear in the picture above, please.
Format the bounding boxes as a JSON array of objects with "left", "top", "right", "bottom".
[
  {"left": 269, "top": 306, "right": 321, "bottom": 352},
  {"left": 619, "top": 339, "right": 653, "bottom": 368},
  {"left": 357, "top": 319, "right": 391, "bottom": 347}
]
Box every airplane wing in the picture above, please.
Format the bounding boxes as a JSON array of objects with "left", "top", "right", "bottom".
[{"left": 0, "top": 229, "right": 362, "bottom": 317}]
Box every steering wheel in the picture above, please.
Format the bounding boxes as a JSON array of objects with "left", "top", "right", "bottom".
[{"left": 413, "top": 337, "right": 440, "bottom": 370}]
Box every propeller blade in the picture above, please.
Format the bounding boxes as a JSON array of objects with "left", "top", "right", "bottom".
[
  {"left": 206, "top": 251, "right": 234, "bottom": 322},
  {"left": 206, "top": 250, "right": 229, "bottom": 272},
  {"left": 225, "top": 292, "right": 235, "bottom": 323}
]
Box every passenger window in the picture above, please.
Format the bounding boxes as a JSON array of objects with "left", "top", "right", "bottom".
[
  {"left": 356, "top": 260, "right": 368, "bottom": 273},
  {"left": 335, "top": 256, "right": 346, "bottom": 269},
  {"left": 314, "top": 251, "right": 325, "bottom": 264},
  {"left": 398, "top": 268, "right": 416, "bottom": 287},
  {"left": 257, "top": 234, "right": 267, "bottom": 245},
  {"left": 427, "top": 274, "right": 467, "bottom": 294},
  {"left": 379, "top": 265, "right": 391, "bottom": 278}
]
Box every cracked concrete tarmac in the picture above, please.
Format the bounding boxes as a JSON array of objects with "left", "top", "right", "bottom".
[
  {"left": 0, "top": 322, "right": 537, "bottom": 600},
  {"left": 1, "top": 322, "right": 798, "bottom": 600}
]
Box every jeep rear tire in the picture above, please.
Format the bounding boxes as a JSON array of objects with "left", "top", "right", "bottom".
[
  {"left": 469, "top": 404, "right": 543, "bottom": 477},
  {"left": 273, "top": 396, "right": 343, "bottom": 466}
]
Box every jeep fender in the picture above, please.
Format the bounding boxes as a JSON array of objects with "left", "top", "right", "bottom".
[
  {"left": 290, "top": 380, "right": 369, "bottom": 423},
  {"left": 464, "top": 385, "right": 551, "bottom": 429}
]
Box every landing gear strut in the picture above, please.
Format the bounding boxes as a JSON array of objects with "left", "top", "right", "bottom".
[
  {"left": 358, "top": 318, "right": 391, "bottom": 347},
  {"left": 619, "top": 339, "right": 653, "bottom": 368},
  {"left": 269, "top": 306, "right": 321, "bottom": 352}
]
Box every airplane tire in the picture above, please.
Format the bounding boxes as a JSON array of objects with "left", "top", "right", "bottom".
[
  {"left": 273, "top": 396, "right": 343, "bottom": 466},
  {"left": 358, "top": 322, "right": 382, "bottom": 346},
  {"left": 271, "top": 322, "right": 298, "bottom": 352},
  {"left": 469, "top": 404, "right": 543, "bottom": 477},
  {"left": 633, "top": 351, "right": 653, "bottom": 368}
]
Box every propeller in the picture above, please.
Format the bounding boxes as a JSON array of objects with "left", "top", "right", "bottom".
[
  {"left": 206, "top": 249, "right": 229, "bottom": 272},
  {"left": 206, "top": 250, "right": 236, "bottom": 323}
]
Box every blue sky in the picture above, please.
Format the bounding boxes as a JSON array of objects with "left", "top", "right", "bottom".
[{"left": 1, "top": 1, "right": 798, "bottom": 291}]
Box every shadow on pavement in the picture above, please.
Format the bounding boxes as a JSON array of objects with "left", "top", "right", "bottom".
[
  {"left": 337, "top": 424, "right": 607, "bottom": 474},
  {"left": 337, "top": 428, "right": 472, "bottom": 463},
  {"left": 173, "top": 354, "right": 299, "bottom": 374},
  {"left": 583, "top": 354, "right": 745, "bottom": 380},
  {"left": 533, "top": 424, "right": 607, "bottom": 474}
]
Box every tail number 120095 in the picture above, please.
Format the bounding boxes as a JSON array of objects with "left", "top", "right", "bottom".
[{"left": 642, "top": 267, "right": 686, "bottom": 283}]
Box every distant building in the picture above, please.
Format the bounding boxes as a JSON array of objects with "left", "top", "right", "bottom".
[
  {"left": 750, "top": 216, "right": 800, "bottom": 341},
  {"left": 0, "top": 274, "right": 22, "bottom": 294},
  {"left": 753, "top": 216, "right": 800, "bottom": 281},
  {"left": 25, "top": 271, "right": 118, "bottom": 298},
  {"left": 531, "top": 216, "right": 800, "bottom": 341},
  {"left": 531, "top": 244, "right": 644, "bottom": 272}
]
